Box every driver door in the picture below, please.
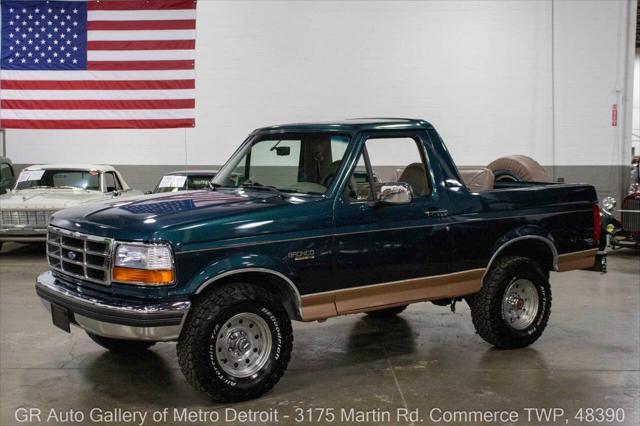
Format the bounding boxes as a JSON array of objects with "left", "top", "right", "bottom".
[{"left": 331, "top": 133, "right": 450, "bottom": 309}]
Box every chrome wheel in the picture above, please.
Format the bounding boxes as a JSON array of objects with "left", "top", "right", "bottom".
[
  {"left": 501, "top": 278, "right": 539, "bottom": 330},
  {"left": 214, "top": 312, "right": 272, "bottom": 378}
]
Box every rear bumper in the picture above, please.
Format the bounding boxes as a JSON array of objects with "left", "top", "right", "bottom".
[{"left": 35, "top": 271, "right": 190, "bottom": 341}]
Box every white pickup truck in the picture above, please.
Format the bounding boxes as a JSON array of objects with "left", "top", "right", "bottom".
[{"left": 0, "top": 164, "right": 140, "bottom": 249}]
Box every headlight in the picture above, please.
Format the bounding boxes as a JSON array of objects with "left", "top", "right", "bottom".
[
  {"left": 112, "top": 243, "right": 174, "bottom": 286},
  {"left": 602, "top": 196, "right": 616, "bottom": 212}
]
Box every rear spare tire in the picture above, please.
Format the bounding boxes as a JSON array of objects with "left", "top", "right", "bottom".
[{"left": 487, "top": 155, "right": 551, "bottom": 183}]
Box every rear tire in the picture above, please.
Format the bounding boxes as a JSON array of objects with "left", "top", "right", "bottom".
[
  {"left": 365, "top": 305, "right": 408, "bottom": 319},
  {"left": 86, "top": 332, "right": 155, "bottom": 353},
  {"left": 469, "top": 256, "right": 551, "bottom": 349},
  {"left": 177, "top": 283, "right": 293, "bottom": 402}
]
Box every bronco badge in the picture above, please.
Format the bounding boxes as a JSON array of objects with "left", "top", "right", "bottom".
[{"left": 287, "top": 249, "right": 315, "bottom": 261}]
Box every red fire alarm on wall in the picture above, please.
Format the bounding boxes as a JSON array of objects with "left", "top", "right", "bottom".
[{"left": 612, "top": 104, "right": 618, "bottom": 127}]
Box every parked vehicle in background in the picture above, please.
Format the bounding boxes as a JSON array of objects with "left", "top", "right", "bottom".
[
  {"left": 150, "top": 170, "right": 218, "bottom": 194},
  {"left": 0, "top": 157, "right": 16, "bottom": 195},
  {"left": 600, "top": 156, "right": 640, "bottom": 250},
  {"left": 36, "top": 119, "right": 599, "bottom": 402},
  {"left": 0, "top": 164, "right": 140, "bottom": 248}
]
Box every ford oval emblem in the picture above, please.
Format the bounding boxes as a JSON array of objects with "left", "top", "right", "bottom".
[{"left": 67, "top": 251, "right": 77, "bottom": 260}]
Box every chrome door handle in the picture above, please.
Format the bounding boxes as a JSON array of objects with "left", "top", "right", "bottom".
[{"left": 425, "top": 209, "right": 448, "bottom": 217}]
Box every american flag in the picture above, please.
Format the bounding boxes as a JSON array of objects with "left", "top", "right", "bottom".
[{"left": 0, "top": 0, "right": 196, "bottom": 129}]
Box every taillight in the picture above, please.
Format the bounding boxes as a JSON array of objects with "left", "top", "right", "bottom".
[{"left": 593, "top": 203, "right": 600, "bottom": 243}]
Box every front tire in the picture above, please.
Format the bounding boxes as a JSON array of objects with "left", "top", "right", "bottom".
[
  {"left": 469, "top": 256, "right": 551, "bottom": 349},
  {"left": 86, "top": 332, "right": 155, "bottom": 353},
  {"left": 177, "top": 283, "right": 293, "bottom": 402}
]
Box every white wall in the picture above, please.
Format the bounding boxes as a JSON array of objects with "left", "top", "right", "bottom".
[
  {"left": 2, "top": 0, "right": 636, "bottom": 169},
  {"left": 633, "top": 49, "right": 640, "bottom": 157}
]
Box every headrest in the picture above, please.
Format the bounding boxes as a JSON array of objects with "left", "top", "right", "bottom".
[
  {"left": 399, "top": 163, "right": 430, "bottom": 196},
  {"left": 459, "top": 168, "right": 495, "bottom": 192}
]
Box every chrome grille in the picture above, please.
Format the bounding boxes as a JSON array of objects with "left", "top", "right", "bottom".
[
  {"left": 0, "top": 209, "right": 56, "bottom": 226},
  {"left": 46, "top": 227, "right": 113, "bottom": 285},
  {"left": 621, "top": 197, "right": 640, "bottom": 234}
]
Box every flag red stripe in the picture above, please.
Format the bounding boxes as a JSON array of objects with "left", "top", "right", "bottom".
[
  {"left": 0, "top": 119, "right": 195, "bottom": 129},
  {"left": 87, "top": 20, "right": 196, "bottom": 31},
  {"left": 88, "top": 60, "right": 194, "bottom": 70},
  {"left": 2, "top": 99, "right": 195, "bottom": 110},
  {"left": 88, "top": 0, "right": 196, "bottom": 11},
  {"left": 87, "top": 40, "right": 195, "bottom": 50},
  {"left": 1, "top": 79, "right": 195, "bottom": 90}
]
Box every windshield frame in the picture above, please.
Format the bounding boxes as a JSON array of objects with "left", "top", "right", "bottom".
[
  {"left": 14, "top": 169, "right": 103, "bottom": 192},
  {"left": 211, "top": 131, "right": 354, "bottom": 197}
]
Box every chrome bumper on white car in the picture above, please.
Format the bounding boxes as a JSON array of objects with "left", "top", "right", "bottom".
[
  {"left": 0, "top": 226, "right": 48, "bottom": 241},
  {"left": 36, "top": 271, "right": 191, "bottom": 341}
]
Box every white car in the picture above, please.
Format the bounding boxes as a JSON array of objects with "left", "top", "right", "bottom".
[{"left": 0, "top": 164, "right": 141, "bottom": 248}]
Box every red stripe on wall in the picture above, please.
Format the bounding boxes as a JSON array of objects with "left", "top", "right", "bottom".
[
  {"left": 1, "top": 80, "right": 195, "bottom": 90},
  {"left": 88, "top": 60, "right": 194, "bottom": 70},
  {"left": 87, "top": 40, "right": 195, "bottom": 50},
  {"left": 2, "top": 99, "right": 195, "bottom": 110},
  {"left": 0, "top": 119, "right": 195, "bottom": 129},
  {"left": 87, "top": 20, "right": 196, "bottom": 31},
  {"left": 87, "top": 40, "right": 196, "bottom": 50},
  {"left": 88, "top": 0, "right": 196, "bottom": 11}
]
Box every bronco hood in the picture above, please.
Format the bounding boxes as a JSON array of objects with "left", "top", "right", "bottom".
[{"left": 49, "top": 189, "right": 329, "bottom": 246}]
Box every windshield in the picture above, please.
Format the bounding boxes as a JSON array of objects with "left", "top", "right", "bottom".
[
  {"left": 154, "top": 174, "right": 216, "bottom": 193},
  {"left": 15, "top": 169, "right": 101, "bottom": 191},
  {"left": 213, "top": 133, "right": 350, "bottom": 195}
]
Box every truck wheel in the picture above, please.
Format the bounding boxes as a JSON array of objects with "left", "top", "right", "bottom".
[
  {"left": 86, "top": 332, "right": 155, "bottom": 353},
  {"left": 469, "top": 256, "right": 551, "bottom": 349},
  {"left": 365, "top": 305, "right": 408, "bottom": 319},
  {"left": 177, "top": 283, "right": 293, "bottom": 402}
]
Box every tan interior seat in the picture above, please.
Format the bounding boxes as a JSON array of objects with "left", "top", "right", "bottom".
[
  {"left": 459, "top": 168, "right": 495, "bottom": 192},
  {"left": 398, "top": 163, "right": 430, "bottom": 196}
]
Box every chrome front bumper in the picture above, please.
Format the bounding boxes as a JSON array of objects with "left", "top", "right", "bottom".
[{"left": 36, "top": 271, "right": 191, "bottom": 342}]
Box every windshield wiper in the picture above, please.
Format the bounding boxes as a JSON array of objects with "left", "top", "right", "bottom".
[{"left": 240, "top": 182, "right": 285, "bottom": 197}]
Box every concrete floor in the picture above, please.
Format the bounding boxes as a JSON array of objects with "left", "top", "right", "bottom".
[{"left": 0, "top": 242, "right": 638, "bottom": 426}]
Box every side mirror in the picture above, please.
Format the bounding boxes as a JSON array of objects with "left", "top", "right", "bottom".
[
  {"left": 374, "top": 182, "right": 412, "bottom": 205},
  {"left": 112, "top": 190, "right": 122, "bottom": 197},
  {"left": 275, "top": 146, "right": 290, "bottom": 156},
  {"left": 144, "top": 190, "right": 153, "bottom": 195}
]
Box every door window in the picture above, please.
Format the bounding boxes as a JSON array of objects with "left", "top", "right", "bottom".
[
  {"left": 348, "top": 137, "right": 431, "bottom": 201},
  {"left": 104, "top": 172, "right": 122, "bottom": 192},
  {"left": 0, "top": 163, "right": 13, "bottom": 179}
]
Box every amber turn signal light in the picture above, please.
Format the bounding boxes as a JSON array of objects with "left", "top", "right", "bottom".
[{"left": 112, "top": 267, "right": 174, "bottom": 286}]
